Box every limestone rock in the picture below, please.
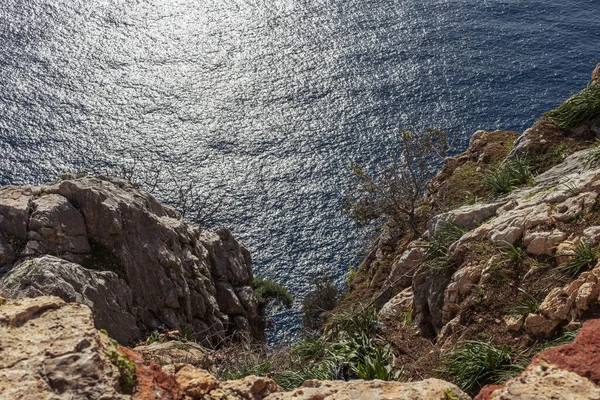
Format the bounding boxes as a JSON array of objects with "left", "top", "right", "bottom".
[
  {"left": 265, "top": 378, "right": 470, "bottom": 400},
  {"left": 380, "top": 242, "right": 424, "bottom": 303},
  {"left": 583, "top": 226, "right": 600, "bottom": 245},
  {"left": 478, "top": 361, "right": 600, "bottom": 400},
  {"left": 133, "top": 341, "right": 214, "bottom": 371},
  {"left": 379, "top": 287, "right": 413, "bottom": 321},
  {"left": 443, "top": 264, "right": 482, "bottom": 322},
  {"left": 0, "top": 255, "right": 139, "bottom": 344},
  {"left": 525, "top": 267, "right": 600, "bottom": 337},
  {"left": 523, "top": 230, "right": 566, "bottom": 255},
  {"left": 162, "top": 364, "right": 282, "bottom": 400},
  {"left": 0, "top": 177, "right": 262, "bottom": 345},
  {"left": 478, "top": 319, "right": 600, "bottom": 399},
  {"left": 0, "top": 296, "right": 127, "bottom": 400}
]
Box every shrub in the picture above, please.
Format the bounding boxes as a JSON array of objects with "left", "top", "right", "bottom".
[
  {"left": 325, "top": 303, "right": 379, "bottom": 339},
  {"left": 301, "top": 278, "right": 339, "bottom": 331},
  {"left": 253, "top": 277, "right": 294, "bottom": 310},
  {"left": 342, "top": 127, "right": 452, "bottom": 237},
  {"left": 557, "top": 241, "right": 597, "bottom": 277},
  {"left": 484, "top": 156, "right": 532, "bottom": 195},
  {"left": 544, "top": 83, "right": 600, "bottom": 129},
  {"left": 444, "top": 341, "right": 524, "bottom": 395}
]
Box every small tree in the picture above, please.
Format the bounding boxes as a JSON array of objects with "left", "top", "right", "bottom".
[
  {"left": 301, "top": 277, "right": 339, "bottom": 331},
  {"left": 342, "top": 128, "right": 451, "bottom": 237}
]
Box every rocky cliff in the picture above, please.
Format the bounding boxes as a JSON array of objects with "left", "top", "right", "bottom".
[
  {"left": 2, "top": 64, "right": 600, "bottom": 399},
  {"left": 0, "top": 176, "right": 262, "bottom": 345}
]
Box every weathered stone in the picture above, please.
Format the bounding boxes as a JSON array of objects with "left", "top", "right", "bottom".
[
  {"left": 134, "top": 341, "right": 214, "bottom": 371},
  {"left": 443, "top": 264, "right": 482, "bottom": 322},
  {"left": 379, "top": 287, "right": 413, "bottom": 321},
  {"left": 0, "top": 255, "right": 139, "bottom": 344},
  {"left": 0, "top": 296, "right": 127, "bottom": 400},
  {"left": 523, "top": 229, "right": 567, "bottom": 255},
  {"left": 479, "top": 319, "right": 600, "bottom": 399},
  {"left": 429, "top": 201, "right": 506, "bottom": 234},
  {"left": 556, "top": 240, "right": 578, "bottom": 266},
  {"left": 0, "top": 177, "right": 262, "bottom": 345},
  {"left": 265, "top": 378, "right": 470, "bottom": 400},
  {"left": 383, "top": 242, "right": 424, "bottom": 299},
  {"left": 503, "top": 314, "right": 524, "bottom": 332},
  {"left": 583, "top": 226, "right": 600, "bottom": 245},
  {"left": 0, "top": 186, "right": 31, "bottom": 239},
  {"left": 477, "top": 361, "right": 600, "bottom": 400},
  {"left": 553, "top": 192, "right": 598, "bottom": 222},
  {"left": 524, "top": 313, "right": 559, "bottom": 337}
]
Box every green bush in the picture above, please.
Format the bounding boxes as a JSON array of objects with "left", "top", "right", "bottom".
[
  {"left": 302, "top": 278, "right": 339, "bottom": 331},
  {"left": 544, "top": 83, "right": 600, "bottom": 129},
  {"left": 444, "top": 341, "right": 524, "bottom": 395},
  {"left": 325, "top": 303, "right": 379, "bottom": 339},
  {"left": 253, "top": 277, "right": 294, "bottom": 310}
]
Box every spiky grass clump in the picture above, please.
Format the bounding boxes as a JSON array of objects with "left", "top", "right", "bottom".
[
  {"left": 325, "top": 303, "right": 379, "bottom": 339},
  {"left": 484, "top": 157, "right": 533, "bottom": 195},
  {"left": 544, "top": 84, "right": 600, "bottom": 129},
  {"left": 557, "top": 241, "right": 598, "bottom": 277},
  {"left": 444, "top": 341, "right": 524, "bottom": 395},
  {"left": 514, "top": 288, "right": 540, "bottom": 316},
  {"left": 424, "top": 221, "right": 467, "bottom": 270}
]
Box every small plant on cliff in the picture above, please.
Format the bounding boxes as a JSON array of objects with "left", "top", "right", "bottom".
[
  {"left": 484, "top": 156, "right": 532, "bottom": 195},
  {"left": 253, "top": 277, "right": 294, "bottom": 311},
  {"left": 301, "top": 277, "right": 339, "bottom": 331},
  {"left": 422, "top": 221, "right": 467, "bottom": 270},
  {"left": 444, "top": 341, "right": 524, "bottom": 395},
  {"left": 544, "top": 83, "right": 600, "bottom": 129},
  {"left": 514, "top": 288, "right": 540, "bottom": 316},
  {"left": 342, "top": 127, "right": 452, "bottom": 237},
  {"left": 557, "top": 241, "right": 598, "bottom": 277},
  {"left": 106, "top": 350, "right": 137, "bottom": 394}
]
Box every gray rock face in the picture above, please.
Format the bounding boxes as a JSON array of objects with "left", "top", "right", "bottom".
[
  {"left": 0, "top": 256, "right": 139, "bottom": 344},
  {"left": 0, "top": 177, "right": 262, "bottom": 345}
]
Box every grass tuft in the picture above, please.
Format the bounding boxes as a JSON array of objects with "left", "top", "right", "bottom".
[
  {"left": 544, "top": 84, "right": 600, "bottom": 129},
  {"left": 484, "top": 156, "right": 532, "bottom": 194},
  {"left": 444, "top": 341, "right": 524, "bottom": 395},
  {"left": 514, "top": 288, "right": 540, "bottom": 316},
  {"left": 424, "top": 221, "right": 467, "bottom": 270},
  {"left": 557, "top": 241, "right": 598, "bottom": 277}
]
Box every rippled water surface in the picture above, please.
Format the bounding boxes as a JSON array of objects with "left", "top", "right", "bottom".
[{"left": 1, "top": 0, "right": 599, "bottom": 341}]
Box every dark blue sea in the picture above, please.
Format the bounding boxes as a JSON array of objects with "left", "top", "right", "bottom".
[{"left": 1, "top": 0, "right": 599, "bottom": 342}]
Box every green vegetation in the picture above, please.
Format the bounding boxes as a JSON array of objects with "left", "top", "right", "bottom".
[
  {"left": 218, "top": 302, "right": 400, "bottom": 390},
  {"left": 253, "top": 277, "right": 294, "bottom": 310},
  {"left": 557, "top": 241, "right": 598, "bottom": 277},
  {"left": 444, "top": 341, "right": 524, "bottom": 395},
  {"left": 105, "top": 350, "right": 137, "bottom": 393},
  {"left": 342, "top": 127, "right": 451, "bottom": 236},
  {"left": 586, "top": 140, "right": 600, "bottom": 167},
  {"left": 544, "top": 83, "right": 600, "bottom": 129},
  {"left": 145, "top": 332, "right": 162, "bottom": 345},
  {"left": 514, "top": 288, "right": 540, "bottom": 316},
  {"left": 423, "top": 221, "right": 467, "bottom": 270},
  {"left": 484, "top": 156, "right": 533, "bottom": 195},
  {"left": 301, "top": 277, "right": 339, "bottom": 331}
]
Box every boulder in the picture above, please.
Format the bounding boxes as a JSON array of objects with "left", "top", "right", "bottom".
[
  {"left": 0, "top": 177, "right": 262, "bottom": 345},
  {"left": 265, "top": 379, "right": 470, "bottom": 400},
  {"left": 379, "top": 287, "right": 413, "bottom": 321},
  {"left": 478, "top": 319, "right": 600, "bottom": 399},
  {"left": 523, "top": 230, "right": 566, "bottom": 255},
  {"left": 0, "top": 296, "right": 127, "bottom": 400},
  {"left": 133, "top": 341, "right": 214, "bottom": 371},
  {"left": 0, "top": 255, "right": 139, "bottom": 344}
]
